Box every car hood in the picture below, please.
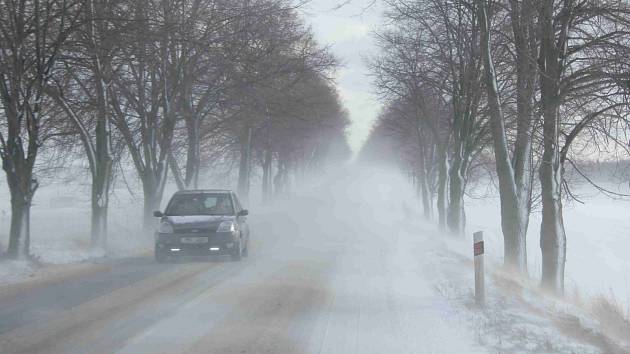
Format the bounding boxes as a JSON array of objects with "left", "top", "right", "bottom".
[{"left": 164, "top": 215, "right": 235, "bottom": 230}]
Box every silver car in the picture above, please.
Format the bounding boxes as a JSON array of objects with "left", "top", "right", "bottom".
[{"left": 153, "top": 190, "right": 250, "bottom": 262}]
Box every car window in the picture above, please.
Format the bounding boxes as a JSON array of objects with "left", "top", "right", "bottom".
[
  {"left": 166, "top": 193, "right": 235, "bottom": 216},
  {"left": 203, "top": 197, "right": 219, "bottom": 209}
]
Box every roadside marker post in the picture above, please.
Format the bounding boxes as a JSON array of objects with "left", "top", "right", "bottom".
[{"left": 473, "top": 231, "right": 485, "bottom": 306}]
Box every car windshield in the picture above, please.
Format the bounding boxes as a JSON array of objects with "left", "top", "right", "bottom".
[{"left": 166, "top": 193, "right": 234, "bottom": 216}]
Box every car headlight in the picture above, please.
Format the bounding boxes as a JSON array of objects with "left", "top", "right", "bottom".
[
  {"left": 158, "top": 221, "right": 174, "bottom": 234},
  {"left": 217, "top": 221, "right": 237, "bottom": 233}
]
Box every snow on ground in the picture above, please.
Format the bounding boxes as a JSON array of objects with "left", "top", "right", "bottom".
[
  {"left": 429, "top": 226, "right": 628, "bottom": 353},
  {"left": 114, "top": 169, "right": 489, "bottom": 354},
  {"left": 0, "top": 181, "right": 149, "bottom": 264},
  {"left": 0, "top": 166, "right": 229, "bottom": 283},
  {"left": 466, "top": 181, "right": 630, "bottom": 321},
  {"left": 0, "top": 171, "right": 169, "bottom": 284},
  {"left": 0, "top": 260, "right": 35, "bottom": 286},
  {"left": 1, "top": 164, "right": 629, "bottom": 352},
  {"left": 286, "top": 167, "right": 618, "bottom": 353}
]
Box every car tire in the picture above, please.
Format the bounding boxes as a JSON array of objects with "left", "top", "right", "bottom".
[{"left": 231, "top": 241, "right": 242, "bottom": 262}]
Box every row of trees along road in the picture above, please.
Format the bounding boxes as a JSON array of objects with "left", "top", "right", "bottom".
[
  {"left": 363, "top": 0, "right": 630, "bottom": 294},
  {"left": 0, "top": 0, "right": 351, "bottom": 259}
]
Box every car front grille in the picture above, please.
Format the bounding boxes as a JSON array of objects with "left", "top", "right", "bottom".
[{"left": 174, "top": 227, "right": 216, "bottom": 234}]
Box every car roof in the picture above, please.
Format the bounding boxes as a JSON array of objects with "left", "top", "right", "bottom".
[{"left": 173, "top": 189, "right": 233, "bottom": 195}]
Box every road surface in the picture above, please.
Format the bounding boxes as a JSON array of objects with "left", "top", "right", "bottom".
[{"left": 0, "top": 171, "right": 484, "bottom": 353}]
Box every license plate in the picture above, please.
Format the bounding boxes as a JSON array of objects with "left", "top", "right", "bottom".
[{"left": 180, "top": 236, "right": 208, "bottom": 244}]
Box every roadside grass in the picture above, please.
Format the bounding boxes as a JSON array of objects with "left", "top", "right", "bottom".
[
  {"left": 589, "top": 293, "right": 630, "bottom": 347},
  {"left": 489, "top": 266, "right": 630, "bottom": 354}
]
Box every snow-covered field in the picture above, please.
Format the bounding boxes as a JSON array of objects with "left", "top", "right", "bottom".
[
  {"left": 0, "top": 181, "right": 149, "bottom": 263},
  {"left": 0, "top": 171, "right": 179, "bottom": 284},
  {"left": 466, "top": 182, "right": 630, "bottom": 317}
]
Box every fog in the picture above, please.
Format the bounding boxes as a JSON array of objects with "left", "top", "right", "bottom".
[
  {"left": 0, "top": 164, "right": 481, "bottom": 352},
  {"left": 1, "top": 162, "right": 629, "bottom": 352},
  {"left": 2, "top": 0, "right": 630, "bottom": 351}
]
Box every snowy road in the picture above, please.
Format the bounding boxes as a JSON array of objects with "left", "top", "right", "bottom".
[{"left": 0, "top": 170, "right": 485, "bottom": 354}]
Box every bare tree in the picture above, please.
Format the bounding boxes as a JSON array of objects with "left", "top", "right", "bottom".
[
  {"left": 477, "top": 0, "right": 538, "bottom": 273},
  {"left": 0, "top": 0, "right": 82, "bottom": 258},
  {"left": 47, "top": 0, "right": 126, "bottom": 249},
  {"left": 373, "top": 0, "right": 491, "bottom": 235},
  {"left": 221, "top": 2, "right": 335, "bottom": 201},
  {"left": 535, "top": 0, "right": 630, "bottom": 293},
  {"left": 109, "top": 0, "right": 180, "bottom": 230}
]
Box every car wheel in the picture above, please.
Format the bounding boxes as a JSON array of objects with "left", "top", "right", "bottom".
[{"left": 231, "top": 241, "right": 242, "bottom": 262}]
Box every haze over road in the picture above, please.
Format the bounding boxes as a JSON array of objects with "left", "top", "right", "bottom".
[{"left": 0, "top": 169, "right": 484, "bottom": 354}]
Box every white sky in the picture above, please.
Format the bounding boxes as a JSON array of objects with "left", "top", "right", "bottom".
[{"left": 300, "top": 0, "right": 384, "bottom": 154}]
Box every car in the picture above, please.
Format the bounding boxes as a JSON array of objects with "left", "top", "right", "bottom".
[{"left": 153, "top": 190, "right": 250, "bottom": 262}]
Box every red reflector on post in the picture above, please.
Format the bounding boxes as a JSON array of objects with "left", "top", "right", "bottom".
[{"left": 474, "top": 241, "right": 484, "bottom": 256}]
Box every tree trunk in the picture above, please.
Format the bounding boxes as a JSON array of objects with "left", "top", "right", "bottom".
[
  {"left": 436, "top": 142, "right": 449, "bottom": 230},
  {"left": 537, "top": 0, "right": 569, "bottom": 294},
  {"left": 143, "top": 182, "right": 163, "bottom": 232},
  {"left": 418, "top": 148, "right": 432, "bottom": 219},
  {"left": 501, "top": 201, "right": 528, "bottom": 269},
  {"left": 262, "top": 147, "right": 273, "bottom": 201},
  {"left": 141, "top": 170, "right": 167, "bottom": 232},
  {"left": 185, "top": 118, "right": 200, "bottom": 189},
  {"left": 168, "top": 152, "right": 186, "bottom": 191},
  {"left": 7, "top": 195, "right": 30, "bottom": 259},
  {"left": 478, "top": 0, "right": 529, "bottom": 272},
  {"left": 237, "top": 126, "right": 252, "bottom": 201},
  {"left": 3, "top": 136, "right": 37, "bottom": 259},
  {"left": 420, "top": 175, "right": 431, "bottom": 219},
  {"left": 447, "top": 157, "right": 465, "bottom": 236},
  {"left": 90, "top": 175, "right": 109, "bottom": 249},
  {"left": 90, "top": 51, "right": 113, "bottom": 249},
  {"left": 274, "top": 159, "right": 289, "bottom": 197},
  {"left": 143, "top": 196, "right": 160, "bottom": 231},
  {"left": 507, "top": 0, "right": 536, "bottom": 273},
  {"left": 90, "top": 194, "right": 108, "bottom": 250},
  {"left": 539, "top": 101, "right": 567, "bottom": 293},
  {"left": 539, "top": 107, "right": 566, "bottom": 292}
]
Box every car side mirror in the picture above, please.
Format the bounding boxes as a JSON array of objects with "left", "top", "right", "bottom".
[
  {"left": 153, "top": 211, "right": 164, "bottom": 217},
  {"left": 238, "top": 209, "right": 249, "bottom": 216}
]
